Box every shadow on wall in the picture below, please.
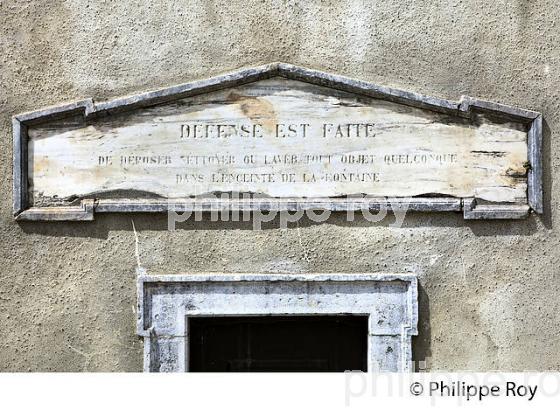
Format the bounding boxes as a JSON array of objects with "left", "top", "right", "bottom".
[
  {"left": 411, "top": 282, "right": 431, "bottom": 371},
  {"left": 17, "top": 207, "right": 545, "bottom": 240},
  {"left": 541, "top": 119, "right": 552, "bottom": 229}
]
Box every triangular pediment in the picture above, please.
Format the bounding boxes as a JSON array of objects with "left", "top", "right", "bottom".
[{"left": 13, "top": 63, "right": 542, "bottom": 220}]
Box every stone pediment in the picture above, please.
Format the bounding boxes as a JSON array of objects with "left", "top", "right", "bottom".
[{"left": 13, "top": 63, "right": 542, "bottom": 220}]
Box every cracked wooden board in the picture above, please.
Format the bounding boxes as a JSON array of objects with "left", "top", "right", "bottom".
[{"left": 13, "top": 63, "right": 542, "bottom": 220}]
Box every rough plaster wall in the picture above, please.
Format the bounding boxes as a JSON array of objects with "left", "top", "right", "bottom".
[{"left": 0, "top": 0, "right": 559, "bottom": 371}]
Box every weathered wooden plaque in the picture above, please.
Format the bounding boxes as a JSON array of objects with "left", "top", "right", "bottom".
[{"left": 13, "top": 63, "right": 542, "bottom": 220}]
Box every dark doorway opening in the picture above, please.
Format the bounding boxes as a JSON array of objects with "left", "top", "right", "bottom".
[{"left": 188, "top": 315, "right": 368, "bottom": 372}]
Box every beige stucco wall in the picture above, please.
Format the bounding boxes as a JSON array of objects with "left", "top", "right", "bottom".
[{"left": 1, "top": 0, "right": 558, "bottom": 371}]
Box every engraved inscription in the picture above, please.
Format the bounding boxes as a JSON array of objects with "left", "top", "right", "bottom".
[{"left": 27, "top": 78, "right": 528, "bottom": 205}]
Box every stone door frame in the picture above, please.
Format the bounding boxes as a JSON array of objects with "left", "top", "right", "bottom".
[{"left": 137, "top": 273, "right": 418, "bottom": 372}]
